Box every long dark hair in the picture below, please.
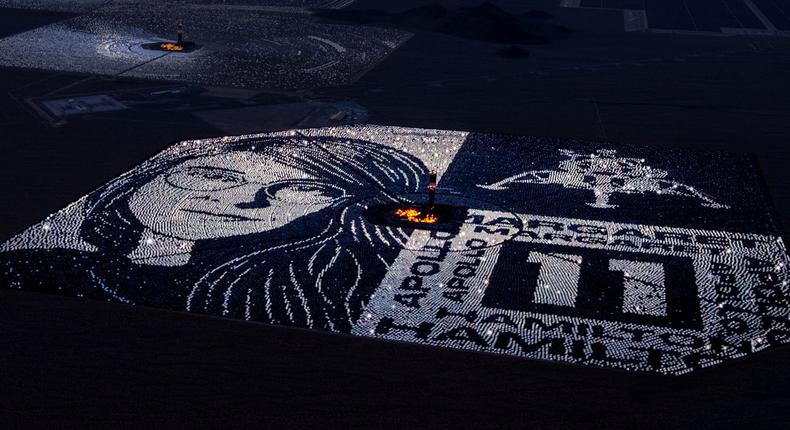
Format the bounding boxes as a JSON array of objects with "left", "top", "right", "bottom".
[{"left": 74, "top": 128, "right": 429, "bottom": 331}]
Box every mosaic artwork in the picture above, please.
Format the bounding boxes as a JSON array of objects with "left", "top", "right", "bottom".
[
  {"left": 1, "top": 125, "right": 788, "bottom": 375},
  {"left": 0, "top": 1, "right": 409, "bottom": 90},
  {"left": 0, "top": 1, "right": 345, "bottom": 13}
]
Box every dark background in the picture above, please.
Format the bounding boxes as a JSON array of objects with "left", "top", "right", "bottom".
[{"left": 2, "top": 1, "right": 790, "bottom": 428}]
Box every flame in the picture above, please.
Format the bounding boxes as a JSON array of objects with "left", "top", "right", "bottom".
[
  {"left": 159, "top": 42, "right": 185, "bottom": 52},
  {"left": 395, "top": 208, "right": 438, "bottom": 224}
]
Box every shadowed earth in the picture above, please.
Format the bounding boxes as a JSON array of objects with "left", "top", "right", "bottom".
[{"left": 1, "top": 0, "right": 790, "bottom": 427}]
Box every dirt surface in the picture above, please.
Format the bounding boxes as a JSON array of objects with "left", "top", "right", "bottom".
[{"left": 2, "top": 0, "right": 790, "bottom": 428}]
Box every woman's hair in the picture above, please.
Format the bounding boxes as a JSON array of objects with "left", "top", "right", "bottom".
[{"left": 78, "top": 130, "right": 430, "bottom": 331}]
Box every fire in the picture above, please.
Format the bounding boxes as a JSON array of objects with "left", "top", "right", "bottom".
[
  {"left": 159, "top": 42, "right": 185, "bottom": 52},
  {"left": 394, "top": 208, "right": 438, "bottom": 224}
]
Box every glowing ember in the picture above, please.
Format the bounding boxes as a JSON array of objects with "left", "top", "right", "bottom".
[
  {"left": 394, "top": 208, "right": 438, "bottom": 224},
  {"left": 159, "top": 42, "right": 184, "bottom": 52}
]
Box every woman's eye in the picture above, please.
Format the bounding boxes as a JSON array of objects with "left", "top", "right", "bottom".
[
  {"left": 267, "top": 181, "right": 343, "bottom": 202},
  {"left": 188, "top": 168, "right": 244, "bottom": 184},
  {"left": 292, "top": 185, "right": 323, "bottom": 193},
  {"left": 282, "top": 185, "right": 325, "bottom": 196}
]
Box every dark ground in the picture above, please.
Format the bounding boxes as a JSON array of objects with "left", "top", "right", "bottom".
[
  {"left": 2, "top": 1, "right": 790, "bottom": 428},
  {"left": 2, "top": 286, "right": 789, "bottom": 429},
  {"left": 0, "top": 7, "right": 75, "bottom": 38}
]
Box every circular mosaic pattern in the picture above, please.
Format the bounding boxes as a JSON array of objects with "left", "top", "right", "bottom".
[{"left": 342, "top": 193, "right": 523, "bottom": 252}]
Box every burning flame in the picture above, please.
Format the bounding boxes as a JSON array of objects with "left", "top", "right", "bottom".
[
  {"left": 394, "top": 208, "right": 438, "bottom": 224},
  {"left": 159, "top": 42, "right": 185, "bottom": 52}
]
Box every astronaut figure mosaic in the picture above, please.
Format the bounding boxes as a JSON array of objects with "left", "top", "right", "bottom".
[{"left": 1, "top": 125, "right": 788, "bottom": 374}]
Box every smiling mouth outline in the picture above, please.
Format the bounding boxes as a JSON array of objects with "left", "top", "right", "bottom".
[{"left": 180, "top": 208, "right": 263, "bottom": 222}]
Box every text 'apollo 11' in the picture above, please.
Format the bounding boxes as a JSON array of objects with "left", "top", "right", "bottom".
[{"left": 1, "top": 125, "right": 788, "bottom": 375}]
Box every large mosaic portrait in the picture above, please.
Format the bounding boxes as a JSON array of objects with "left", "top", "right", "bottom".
[{"left": 2, "top": 125, "right": 788, "bottom": 374}]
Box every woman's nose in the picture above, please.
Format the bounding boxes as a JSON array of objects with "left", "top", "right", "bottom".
[{"left": 235, "top": 188, "right": 272, "bottom": 210}]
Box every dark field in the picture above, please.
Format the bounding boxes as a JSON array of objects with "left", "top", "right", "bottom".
[
  {"left": 1, "top": 0, "right": 790, "bottom": 428},
  {"left": 577, "top": 0, "right": 790, "bottom": 32}
]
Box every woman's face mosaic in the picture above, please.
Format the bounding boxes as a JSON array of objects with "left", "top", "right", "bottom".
[{"left": 129, "top": 150, "right": 346, "bottom": 241}]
